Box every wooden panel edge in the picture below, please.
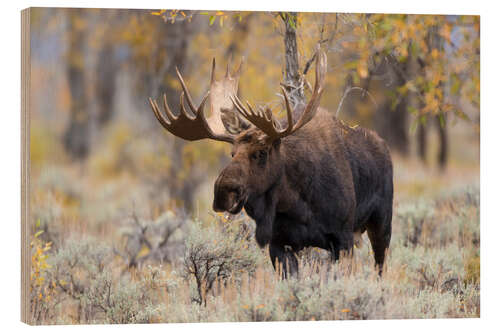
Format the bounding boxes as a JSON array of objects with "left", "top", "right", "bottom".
[{"left": 21, "top": 7, "right": 32, "bottom": 325}]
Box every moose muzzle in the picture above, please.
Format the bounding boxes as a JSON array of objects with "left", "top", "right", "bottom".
[{"left": 213, "top": 164, "right": 248, "bottom": 214}]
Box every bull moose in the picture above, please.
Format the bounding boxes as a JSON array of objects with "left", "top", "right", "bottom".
[{"left": 148, "top": 49, "right": 393, "bottom": 277}]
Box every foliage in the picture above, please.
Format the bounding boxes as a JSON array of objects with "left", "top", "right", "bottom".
[
  {"left": 32, "top": 238, "right": 165, "bottom": 324},
  {"left": 29, "top": 224, "right": 57, "bottom": 324},
  {"left": 116, "top": 209, "right": 187, "bottom": 268},
  {"left": 183, "top": 215, "right": 262, "bottom": 305},
  {"left": 353, "top": 14, "right": 479, "bottom": 126}
]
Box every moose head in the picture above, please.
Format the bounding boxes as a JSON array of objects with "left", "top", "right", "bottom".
[{"left": 149, "top": 49, "right": 327, "bottom": 217}]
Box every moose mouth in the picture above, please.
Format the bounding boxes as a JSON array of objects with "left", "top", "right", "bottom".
[
  {"left": 227, "top": 193, "right": 248, "bottom": 214},
  {"left": 213, "top": 187, "right": 249, "bottom": 214}
]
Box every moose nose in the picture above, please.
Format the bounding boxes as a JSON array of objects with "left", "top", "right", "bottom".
[
  {"left": 213, "top": 191, "right": 236, "bottom": 212},
  {"left": 213, "top": 186, "right": 240, "bottom": 212},
  {"left": 213, "top": 161, "right": 246, "bottom": 212}
]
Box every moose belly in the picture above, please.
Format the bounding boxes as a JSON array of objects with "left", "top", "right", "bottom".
[{"left": 272, "top": 214, "right": 330, "bottom": 251}]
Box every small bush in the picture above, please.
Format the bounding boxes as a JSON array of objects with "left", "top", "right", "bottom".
[
  {"left": 29, "top": 227, "right": 57, "bottom": 324},
  {"left": 116, "top": 210, "right": 187, "bottom": 268},
  {"left": 465, "top": 254, "right": 480, "bottom": 285},
  {"left": 183, "top": 215, "right": 262, "bottom": 305},
  {"left": 43, "top": 238, "right": 165, "bottom": 324},
  {"left": 396, "top": 201, "right": 435, "bottom": 247}
]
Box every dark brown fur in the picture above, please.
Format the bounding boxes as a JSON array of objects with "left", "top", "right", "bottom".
[{"left": 213, "top": 109, "right": 393, "bottom": 277}]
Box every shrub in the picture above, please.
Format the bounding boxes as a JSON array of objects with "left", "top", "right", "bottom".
[
  {"left": 465, "top": 254, "right": 480, "bottom": 286},
  {"left": 183, "top": 215, "right": 262, "bottom": 305},
  {"left": 82, "top": 267, "right": 166, "bottom": 324},
  {"left": 116, "top": 209, "right": 187, "bottom": 268},
  {"left": 396, "top": 201, "right": 435, "bottom": 247},
  {"left": 44, "top": 238, "right": 165, "bottom": 324},
  {"left": 29, "top": 227, "right": 57, "bottom": 324}
]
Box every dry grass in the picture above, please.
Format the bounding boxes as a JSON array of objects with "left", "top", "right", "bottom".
[
  {"left": 29, "top": 177, "right": 480, "bottom": 324},
  {"left": 28, "top": 120, "right": 480, "bottom": 324}
]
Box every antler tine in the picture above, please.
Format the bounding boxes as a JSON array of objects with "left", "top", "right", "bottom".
[
  {"left": 235, "top": 56, "right": 244, "bottom": 77},
  {"left": 210, "top": 58, "right": 216, "bottom": 84},
  {"left": 148, "top": 65, "right": 235, "bottom": 144},
  {"left": 230, "top": 94, "right": 248, "bottom": 116},
  {"left": 149, "top": 97, "right": 171, "bottom": 128},
  {"left": 226, "top": 53, "right": 233, "bottom": 78},
  {"left": 175, "top": 67, "right": 197, "bottom": 116},
  {"left": 279, "top": 86, "right": 294, "bottom": 135},
  {"left": 231, "top": 94, "right": 287, "bottom": 140},
  {"left": 230, "top": 46, "right": 327, "bottom": 141},
  {"left": 162, "top": 94, "right": 177, "bottom": 122},
  {"left": 179, "top": 92, "right": 200, "bottom": 121},
  {"left": 290, "top": 47, "right": 327, "bottom": 132}
]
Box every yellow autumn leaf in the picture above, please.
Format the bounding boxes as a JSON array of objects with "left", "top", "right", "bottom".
[
  {"left": 431, "top": 48, "right": 439, "bottom": 59},
  {"left": 357, "top": 63, "right": 368, "bottom": 78}
]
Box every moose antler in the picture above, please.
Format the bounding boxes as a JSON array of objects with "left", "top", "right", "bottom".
[
  {"left": 149, "top": 66, "right": 236, "bottom": 143},
  {"left": 209, "top": 56, "right": 250, "bottom": 134},
  {"left": 231, "top": 47, "right": 327, "bottom": 140}
]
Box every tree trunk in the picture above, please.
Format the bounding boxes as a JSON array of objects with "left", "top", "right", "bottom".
[
  {"left": 436, "top": 114, "right": 448, "bottom": 170},
  {"left": 63, "top": 10, "right": 90, "bottom": 160},
  {"left": 416, "top": 25, "right": 448, "bottom": 169},
  {"left": 417, "top": 121, "right": 427, "bottom": 163},
  {"left": 281, "top": 12, "right": 305, "bottom": 110},
  {"left": 155, "top": 18, "right": 198, "bottom": 211},
  {"left": 374, "top": 98, "right": 410, "bottom": 156},
  {"left": 365, "top": 54, "right": 410, "bottom": 156},
  {"left": 95, "top": 42, "right": 117, "bottom": 126}
]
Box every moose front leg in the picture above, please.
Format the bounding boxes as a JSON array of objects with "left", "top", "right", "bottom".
[
  {"left": 269, "top": 243, "right": 298, "bottom": 279},
  {"left": 329, "top": 231, "right": 354, "bottom": 262}
]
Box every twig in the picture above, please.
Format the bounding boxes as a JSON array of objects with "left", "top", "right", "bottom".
[
  {"left": 302, "top": 53, "right": 317, "bottom": 75},
  {"left": 336, "top": 87, "right": 378, "bottom": 118}
]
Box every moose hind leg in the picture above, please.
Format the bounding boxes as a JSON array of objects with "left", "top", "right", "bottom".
[
  {"left": 366, "top": 208, "right": 392, "bottom": 275},
  {"left": 269, "top": 243, "right": 298, "bottom": 279}
]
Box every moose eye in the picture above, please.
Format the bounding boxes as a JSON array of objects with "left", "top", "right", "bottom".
[{"left": 251, "top": 150, "right": 268, "bottom": 166}]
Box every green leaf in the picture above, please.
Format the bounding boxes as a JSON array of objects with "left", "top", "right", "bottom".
[
  {"left": 438, "top": 114, "right": 445, "bottom": 128},
  {"left": 419, "top": 115, "right": 428, "bottom": 126},
  {"left": 450, "top": 74, "right": 461, "bottom": 95},
  {"left": 454, "top": 109, "right": 470, "bottom": 121},
  {"left": 343, "top": 60, "right": 358, "bottom": 70},
  {"left": 34, "top": 230, "right": 44, "bottom": 238},
  {"left": 410, "top": 119, "right": 419, "bottom": 134},
  {"left": 209, "top": 16, "right": 216, "bottom": 25},
  {"left": 410, "top": 41, "right": 418, "bottom": 56},
  {"left": 288, "top": 15, "right": 296, "bottom": 29},
  {"left": 407, "top": 106, "right": 419, "bottom": 115}
]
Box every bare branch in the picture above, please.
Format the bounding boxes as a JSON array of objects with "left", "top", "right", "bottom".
[{"left": 336, "top": 87, "right": 378, "bottom": 118}]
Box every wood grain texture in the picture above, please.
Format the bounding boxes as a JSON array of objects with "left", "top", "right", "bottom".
[{"left": 21, "top": 7, "right": 31, "bottom": 325}]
